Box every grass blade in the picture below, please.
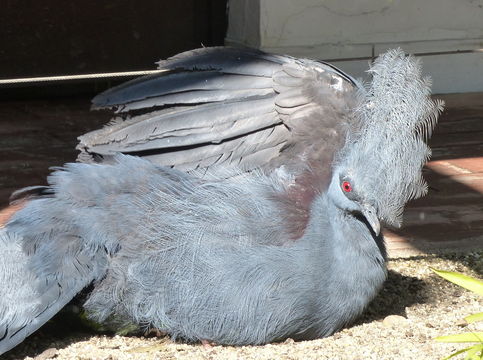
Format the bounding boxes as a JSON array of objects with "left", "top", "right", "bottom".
[
  {"left": 465, "top": 313, "right": 483, "bottom": 324},
  {"left": 436, "top": 332, "right": 483, "bottom": 343},
  {"left": 431, "top": 268, "right": 483, "bottom": 296},
  {"left": 465, "top": 343, "right": 483, "bottom": 359},
  {"left": 441, "top": 345, "right": 475, "bottom": 360}
]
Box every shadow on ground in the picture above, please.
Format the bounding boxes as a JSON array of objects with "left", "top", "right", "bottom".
[
  {"left": 359, "top": 270, "right": 429, "bottom": 324},
  {"left": 1, "top": 308, "right": 97, "bottom": 360},
  {"left": 2, "top": 271, "right": 429, "bottom": 359}
]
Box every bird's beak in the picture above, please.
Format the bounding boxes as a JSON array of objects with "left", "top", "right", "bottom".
[{"left": 361, "top": 204, "right": 380, "bottom": 236}]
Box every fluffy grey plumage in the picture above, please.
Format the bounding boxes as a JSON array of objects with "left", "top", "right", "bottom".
[{"left": 0, "top": 48, "right": 442, "bottom": 354}]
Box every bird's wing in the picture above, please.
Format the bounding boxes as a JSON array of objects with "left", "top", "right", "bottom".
[
  {"left": 78, "top": 47, "right": 360, "bottom": 177},
  {"left": 78, "top": 47, "right": 361, "bottom": 240}
]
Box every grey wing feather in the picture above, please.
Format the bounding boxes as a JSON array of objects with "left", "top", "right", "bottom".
[
  {"left": 79, "top": 47, "right": 360, "bottom": 179},
  {"left": 8, "top": 185, "right": 54, "bottom": 204},
  {"left": 155, "top": 46, "right": 287, "bottom": 76},
  {"left": 0, "top": 221, "right": 104, "bottom": 354},
  {"left": 82, "top": 97, "right": 278, "bottom": 153},
  {"left": 92, "top": 72, "right": 275, "bottom": 110}
]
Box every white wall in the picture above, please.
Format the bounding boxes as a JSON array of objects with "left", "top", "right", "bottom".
[{"left": 226, "top": 0, "right": 483, "bottom": 93}]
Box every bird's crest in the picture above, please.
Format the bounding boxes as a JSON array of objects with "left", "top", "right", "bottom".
[{"left": 337, "top": 49, "right": 444, "bottom": 226}]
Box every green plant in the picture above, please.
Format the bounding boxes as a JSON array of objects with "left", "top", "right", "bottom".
[{"left": 431, "top": 268, "right": 483, "bottom": 360}]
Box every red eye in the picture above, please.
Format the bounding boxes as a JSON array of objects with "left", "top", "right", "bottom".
[{"left": 342, "top": 181, "right": 352, "bottom": 193}]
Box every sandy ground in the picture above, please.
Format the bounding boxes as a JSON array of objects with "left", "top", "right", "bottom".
[{"left": 2, "top": 251, "right": 482, "bottom": 360}]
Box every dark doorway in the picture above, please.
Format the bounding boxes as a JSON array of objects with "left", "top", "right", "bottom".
[{"left": 0, "top": 0, "right": 228, "bottom": 98}]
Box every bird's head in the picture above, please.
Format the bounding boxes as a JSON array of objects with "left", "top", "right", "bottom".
[{"left": 328, "top": 49, "right": 444, "bottom": 235}]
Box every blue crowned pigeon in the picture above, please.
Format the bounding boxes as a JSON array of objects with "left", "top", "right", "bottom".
[{"left": 0, "top": 48, "right": 443, "bottom": 354}]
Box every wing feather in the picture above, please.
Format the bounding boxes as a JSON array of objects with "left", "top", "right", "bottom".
[
  {"left": 107, "top": 88, "right": 274, "bottom": 113},
  {"left": 79, "top": 47, "right": 362, "bottom": 239},
  {"left": 93, "top": 72, "right": 274, "bottom": 109},
  {"left": 156, "top": 47, "right": 286, "bottom": 76},
  {"left": 138, "top": 125, "right": 290, "bottom": 172}
]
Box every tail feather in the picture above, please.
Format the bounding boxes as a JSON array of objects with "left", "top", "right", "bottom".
[
  {"left": 0, "top": 221, "right": 105, "bottom": 355},
  {"left": 0, "top": 155, "right": 159, "bottom": 355}
]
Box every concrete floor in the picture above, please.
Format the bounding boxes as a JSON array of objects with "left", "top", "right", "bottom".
[{"left": 0, "top": 93, "right": 482, "bottom": 257}]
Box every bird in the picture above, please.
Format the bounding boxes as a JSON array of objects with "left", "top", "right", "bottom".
[{"left": 0, "top": 47, "right": 443, "bottom": 354}]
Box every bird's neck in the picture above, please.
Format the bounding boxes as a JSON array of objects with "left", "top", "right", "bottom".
[
  {"left": 304, "top": 194, "right": 387, "bottom": 259},
  {"left": 298, "top": 195, "right": 387, "bottom": 335}
]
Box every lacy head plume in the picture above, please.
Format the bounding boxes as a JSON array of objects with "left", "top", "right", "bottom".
[{"left": 336, "top": 49, "right": 444, "bottom": 227}]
